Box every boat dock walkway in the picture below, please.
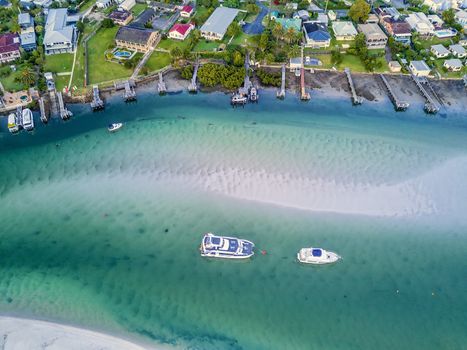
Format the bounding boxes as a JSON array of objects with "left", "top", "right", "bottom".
[
  {"left": 344, "top": 68, "right": 362, "bottom": 105},
  {"left": 90, "top": 85, "right": 104, "bottom": 111},
  {"left": 244, "top": 52, "right": 252, "bottom": 91},
  {"left": 157, "top": 72, "right": 166, "bottom": 94},
  {"left": 411, "top": 75, "right": 440, "bottom": 114},
  {"left": 188, "top": 61, "right": 199, "bottom": 93},
  {"left": 39, "top": 97, "right": 48, "bottom": 123},
  {"left": 379, "top": 74, "right": 409, "bottom": 111},
  {"left": 277, "top": 64, "right": 286, "bottom": 99},
  {"left": 57, "top": 92, "right": 72, "bottom": 120},
  {"left": 123, "top": 80, "right": 136, "bottom": 102}
]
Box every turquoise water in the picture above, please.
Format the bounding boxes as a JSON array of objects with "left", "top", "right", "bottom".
[{"left": 1, "top": 92, "right": 467, "bottom": 349}]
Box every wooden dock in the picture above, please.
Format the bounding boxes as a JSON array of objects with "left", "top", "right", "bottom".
[
  {"left": 379, "top": 74, "right": 409, "bottom": 111},
  {"left": 277, "top": 64, "right": 286, "bottom": 99},
  {"left": 157, "top": 72, "right": 167, "bottom": 95},
  {"left": 300, "top": 67, "right": 310, "bottom": 100},
  {"left": 57, "top": 92, "right": 72, "bottom": 120},
  {"left": 411, "top": 75, "right": 439, "bottom": 114},
  {"left": 188, "top": 61, "right": 199, "bottom": 93},
  {"left": 39, "top": 97, "right": 48, "bottom": 123},
  {"left": 123, "top": 80, "right": 136, "bottom": 102},
  {"left": 344, "top": 68, "right": 362, "bottom": 105},
  {"left": 90, "top": 85, "right": 104, "bottom": 111}
]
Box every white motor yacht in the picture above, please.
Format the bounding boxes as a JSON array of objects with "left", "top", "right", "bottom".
[
  {"left": 200, "top": 233, "right": 254, "bottom": 259},
  {"left": 22, "top": 108, "right": 34, "bottom": 131},
  {"left": 108, "top": 123, "right": 123, "bottom": 132},
  {"left": 297, "top": 247, "right": 341, "bottom": 265},
  {"left": 8, "top": 113, "right": 19, "bottom": 133}
]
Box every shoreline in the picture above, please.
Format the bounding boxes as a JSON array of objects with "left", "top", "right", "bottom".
[{"left": 0, "top": 316, "right": 176, "bottom": 350}]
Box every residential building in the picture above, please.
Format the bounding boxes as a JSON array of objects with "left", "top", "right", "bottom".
[
  {"left": 109, "top": 9, "right": 133, "bottom": 26},
  {"left": 443, "top": 58, "right": 463, "bottom": 71},
  {"left": 130, "top": 8, "right": 156, "bottom": 28},
  {"left": 358, "top": 23, "right": 387, "bottom": 49},
  {"left": 376, "top": 8, "right": 411, "bottom": 44},
  {"left": 0, "top": 33, "right": 21, "bottom": 63},
  {"left": 327, "top": 10, "right": 336, "bottom": 21},
  {"left": 168, "top": 22, "right": 194, "bottom": 40},
  {"left": 275, "top": 18, "right": 302, "bottom": 31},
  {"left": 331, "top": 21, "right": 357, "bottom": 41},
  {"left": 18, "top": 12, "right": 33, "bottom": 29},
  {"left": 423, "top": 0, "right": 456, "bottom": 12},
  {"left": 455, "top": 9, "right": 467, "bottom": 30},
  {"left": 20, "top": 27, "right": 36, "bottom": 51},
  {"left": 388, "top": 60, "right": 402, "bottom": 72},
  {"left": 200, "top": 7, "right": 239, "bottom": 41},
  {"left": 406, "top": 13, "right": 434, "bottom": 37},
  {"left": 289, "top": 57, "right": 302, "bottom": 70},
  {"left": 293, "top": 10, "right": 309, "bottom": 21},
  {"left": 119, "top": 0, "right": 135, "bottom": 11},
  {"left": 314, "top": 13, "right": 328, "bottom": 25},
  {"left": 43, "top": 8, "right": 77, "bottom": 55},
  {"left": 365, "top": 13, "right": 379, "bottom": 23},
  {"left": 449, "top": 44, "right": 466, "bottom": 57},
  {"left": 285, "top": 2, "right": 297, "bottom": 10},
  {"left": 409, "top": 60, "right": 431, "bottom": 76},
  {"left": 431, "top": 44, "right": 450, "bottom": 58},
  {"left": 115, "top": 26, "right": 160, "bottom": 52},
  {"left": 375, "top": 7, "right": 401, "bottom": 21},
  {"left": 303, "top": 22, "right": 331, "bottom": 48},
  {"left": 180, "top": 5, "right": 193, "bottom": 18},
  {"left": 96, "top": 0, "right": 114, "bottom": 8},
  {"left": 32, "top": 0, "right": 51, "bottom": 7},
  {"left": 427, "top": 14, "right": 444, "bottom": 26}
]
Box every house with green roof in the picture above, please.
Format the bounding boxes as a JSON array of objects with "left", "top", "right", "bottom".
[{"left": 274, "top": 18, "right": 301, "bottom": 32}]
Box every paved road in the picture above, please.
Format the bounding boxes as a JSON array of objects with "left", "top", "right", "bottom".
[{"left": 242, "top": 2, "right": 268, "bottom": 35}]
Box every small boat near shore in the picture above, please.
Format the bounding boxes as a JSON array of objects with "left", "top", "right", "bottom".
[
  {"left": 297, "top": 247, "right": 341, "bottom": 265},
  {"left": 200, "top": 233, "right": 254, "bottom": 259},
  {"left": 21, "top": 108, "right": 34, "bottom": 131},
  {"left": 108, "top": 123, "right": 123, "bottom": 132},
  {"left": 8, "top": 113, "right": 19, "bottom": 133}
]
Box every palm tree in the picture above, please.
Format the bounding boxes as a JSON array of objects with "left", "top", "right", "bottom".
[
  {"left": 285, "top": 27, "right": 296, "bottom": 44},
  {"left": 20, "top": 68, "right": 36, "bottom": 86},
  {"left": 288, "top": 44, "right": 301, "bottom": 59},
  {"left": 272, "top": 23, "right": 284, "bottom": 42}
]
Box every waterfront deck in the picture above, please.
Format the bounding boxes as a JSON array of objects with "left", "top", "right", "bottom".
[
  {"left": 277, "top": 64, "right": 286, "bottom": 99},
  {"left": 188, "top": 61, "right": 199, "bottom": 93},
  {"left": 344, "top": 68, "right": 362, "bottom": 105},
  {"left": 90, "top": 85, "right": 104, "bottom": 111},
  {"left": 157, "top": 72, "right": 167, "bottom": 95},
  {"left": 123, "top": 81, "right": 137, "bottom": 102},
  {"left": 379, "top": 74, "right": 409, "bottom": 111},
  {"left": 39, "top": 97, "right": 48, "bottom": 123},
  {"left": 411, "top": 75, "right": 440, "bottom": 114},
  {"left": 57, "top": 92, "right": 72, "bottom": 120}
]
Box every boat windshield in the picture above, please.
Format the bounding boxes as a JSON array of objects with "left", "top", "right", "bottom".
[{"left": 311, "top": 249, "right": 322, "bottom": 257}]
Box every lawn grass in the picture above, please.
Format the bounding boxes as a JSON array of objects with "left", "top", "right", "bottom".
[
  {"left": 432, "top": 59, "right": 467, "bottom": 78},
  {"left": 157, "top": 38, "right": 191, "bottom": 51},
  {"left": 1, "top": 71, "right": 26, "bottom": 92},
  {"left": 416, "top": 37, "right": 452, "bottom": 50},
  {"left": 54, "top": 75, "right": 71, "bottom": 92},
  {"left": 44, "top": 53, "right": 74, "bottom": 73},
  {"left": 87, "top": 26, "right": 133, "bottom": 84},
  {"left": 78, "top": 0, "right": 95, "bottom": 12},
  {"left": 193, "top": 40, "right": 220, "bottom": 52},
  {"left": 131, "top": 3, "right": 147, "bottom": 17},
  {"left": 71, "top": 39, "right": 86, "bottom": 89},
  {"left": 230, "top": 32, "right": 259, "bottom": 47},
  {"left": 144, "top": 51, "right": 171, "bottom": 72}
]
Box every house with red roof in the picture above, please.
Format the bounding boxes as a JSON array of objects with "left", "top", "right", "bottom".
[
  {"left": 169, "top": 23, "right": 194, "bottom": 40},
  {"left": 0, "top": 33, "right": 21, "bottom": 64},
  {"left": 180, "top": 5, "right": 193, "bottom": 18}
]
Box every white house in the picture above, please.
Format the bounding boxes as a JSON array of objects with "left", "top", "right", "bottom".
[
  {"left": 443, "top": 58, "right": 463, "bottom": 71},
  {"left": 96, "top": 0, "right": 114, "bottom": 8},
  {"left": 409, "top": 60, "right": 431, "bottom": 76},
  {"left": 200, "top": 7, "right": 239, "bottom": 41},
  {"left": 455, "top": 9, "right": 467, "bottom": 30},
  {"left": 431, "top": 44, "right": 450, "bottom": 58},
  {"left": 406, "top": 13, "right": 434, "bottom": 36},
  {"left": 180, "top": 5, "right": 194, "bottom": 18},
  {"left": 43, "top": 8, "right": 77, "bottom": 55},
  {"left": 449, "top": 43, "right": 466, "bottom": 57},
  {"left": 424, "top": 0, "right": 457, "bottom": 12},
  {"left": 119, "top": 0, "right": 135, "bottom": 11},
  {"left": 332, "top": 21, "right": 357, "bottom": 41},
  {"left": 168, "top": 23, "right": 194, "bottom": 40}
]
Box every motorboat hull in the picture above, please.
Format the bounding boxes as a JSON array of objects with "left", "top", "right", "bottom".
[
  {"left": 200, "top": 233, "right": 254, "bottom": 259},
  {"left": 297, "top": 248, "right": 340, "bottom": 265}
]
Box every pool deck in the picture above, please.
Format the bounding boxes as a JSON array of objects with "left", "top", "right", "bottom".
[{"left": 0, "top": 89, "right": 36, "bottom": 112}]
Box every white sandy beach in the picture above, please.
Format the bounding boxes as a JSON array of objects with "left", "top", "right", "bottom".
[{"left": 0, "top": 317, "right": 156, "bottom": 350}]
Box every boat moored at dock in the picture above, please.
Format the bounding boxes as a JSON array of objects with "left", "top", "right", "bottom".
[
  {"left": 200, "top": 233, "right": 254, "bottom": 259},
  {"left": 231, "top": 94, "right": 248, "bottom": 106},
  {"left": 8, "top": 113, "right": 19, "bottom": 133},
  {"left": 21, "top": 109, "right": 34, "bottom": 131},
  {"left": 297, "top": 247, "right": 341, "bottom": 265}
]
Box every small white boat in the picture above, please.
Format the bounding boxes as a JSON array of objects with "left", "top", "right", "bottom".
[
  {"left": 297, "top": 247, "right": 341, "bottom": 265},
  {"left": 22, "top": 108, "right": 34, "bottom": 131},
  {"left": 200, "top": 233, "right": 254, "bottom": 259},
  {"left": 108, "top": 123, "right": 123, "bottom": 132},
  {"left": 8, "top": 113, "right": 19, "bottom": 133},
  {"left": 231, "top": 94, "right": 247, "bottom": 105}
]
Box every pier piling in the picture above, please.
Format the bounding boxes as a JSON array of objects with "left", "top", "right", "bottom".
[
  {"left": 188, "top": 61, "right": 199, "bottom": 93},
  {"left": 57, "top": 92, "right": 72, "bottom": 120},
  {"left": 276, "top": 64, "right": 286, "bottom": 99},
  {"left": 39, "top": 97, "right": 48, "bottom": 123},
  {"left": 344, "top": 68, "right": 362, "bottom": 105},
  {"left": 157, "top": 72, "right": 167, "bottom": 95},
  {"left": 90, "top": 85, "right": 104, "bottom": 111},
  {"left": 411, "top": 75, "right": 440, "bottom": 114},
  {"left": 379, "top": 74, "right": 409, "bottom": 111},
  {"left": 123, "top": 80, "right": 137, "bottom": 102}
]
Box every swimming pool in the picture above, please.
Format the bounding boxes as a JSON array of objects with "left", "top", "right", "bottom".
[
  {"left": 435, "top": 29, "right": 457, "bottom": 38},
  {"left": 113, "top": 50, "right": 133, "bottom": 59}
]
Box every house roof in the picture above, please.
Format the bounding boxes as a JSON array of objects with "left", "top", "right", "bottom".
[
  {"left": 410, "top": 60, "right": 430, "bottom": 71},
  {"left": 303, "top": 22, "right": 331, "bottom": 41},
  {"left": 200, "top": 7, "right": 239, "bottom": 37},
  {"left": 18, "top": 12, "right": 31, "bottom": 25},
  {"left": 431, "top": 44, "right": 449, "bottom": 54},
  {"left": 130, "top": 8, "right": 156, "bottom": 28},
  {"left": 20, "top": 29, "right": 36, "bottom": 45},
  {"left": 115, "top": 26, "right": 154, "bottom": 44},
  {"left": 181, "top": 5, "right": 193, "bottom": 13},
  {"left": 449, "top": 44, "right": 466, "bottom": 54},
  {"left": 358, "top": 23, "right": 387, "bottom": 38},
  {"left": 109, "top": 9, "right": 132, "bottom": 21},
  {"left": 170, "top": 23, "right": 192, "bottom": 35},
  {"left": 332, "top": 21, "right": 357, "bottom": 36},
  {"left": 44, "top": 8, "right": 75, "bottom": 45},
  {"left": 0, "top": 33, "right": 20, "bottom": 54},
  {"left": 444, "top": 58, "right": 463, "bottom": 68},
  {"left": 275, "top": 18, "right": 301, "bottom": 31},
  {"left": 388, "top": 21, "right": 412, "bottom": 35},
  {"left": 406, "top": 12, "right": 434, "bottom": 32}
]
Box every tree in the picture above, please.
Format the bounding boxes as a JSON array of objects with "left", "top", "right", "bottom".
[
  {"left": 259, "top": 32, "right": 269, "bottom": 50},
  {"left": 441, "top": 9, "right": 455, "bottom": 27},
  {"left": 284, "top": 27, "right": 297, "bottom": 43},
  {"left": 272, "top": 23, "right": 284, "bottom": 42},
  {"left": 227, "top": 22, "right": 241, "bottom": 38},
  {"left": 232, "top": 50, "right": 244, "bottom": 66},
  {"left": 331, "top": 49, "right": 343, "bottom": 65},
  {"left": 287, "top": 44, "right": 300, "bottom": 59},
  {"left": 180, "top": 65, "right": 193, "bottom": 80},
  {"left": 170, "top": 46, "right": 182, "bottom": 59},
  {"left": 246, "top": 3, "right": 259, "bottom": 14},
  {"left": 19, "top": 68, "right": 36, "bottom": 86},
  {"left": 76, "top": 20, "right": 84, "bottom": 32},
  {"left": 348, "top": 0, "right": 370, "bottom": 23},
  {"left": 102, "top": 18, "right": 115, "bottom": 28}
]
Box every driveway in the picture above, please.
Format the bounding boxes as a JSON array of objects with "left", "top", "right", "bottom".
[{"left": 242, "top": 2, "right": 268, "bottom": 35}]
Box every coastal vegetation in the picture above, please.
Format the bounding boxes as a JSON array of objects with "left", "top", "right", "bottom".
[
  {"left": 182, "top": 63, "right": 245, "bottom": 90},
  {"left": 256, "top": 69, "right": 281, "bottom": 87}
]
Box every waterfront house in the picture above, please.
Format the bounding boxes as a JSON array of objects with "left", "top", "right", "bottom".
[
  {"left": 20, "top": 28, "right": 36, "bottom": 51},
  {"left": 96, "top": 0, "right": 114, "bottom": 8},
  {"left": 115, "top": 26, "right": 160, "bottom": 52},
  {"left": 44, "top": 8, "right": 77, "bottom": 55},
  {"left": 275, "top": 18, "right": 302, "bottom": 31},
  {"left": 303, "top": 22, "right": 331, "bottom": 48},
  {"left": 180, "top": 5, "right": 193, "bottom": 18},
  {"left": 358, "top": 23, "right": 387, "bottom": 49},
  {"left": 443, "top": 58, "right": 463, "bottom": 71},
  {"left": 130, "top": 8, "right": 156, "bottom": 28},
  {"left": 109, "top": 9, "right": 133, "bottom": 26},
  {"left": 409, "top": 60, "right": 431, "bottom": 76},
  {"left": 119, "top": 0, "right": 135, "bottom": 11},
  {"left": 388, "top": 60, "right": 402, "bottom": 72},
  {"left": 18, "top": 12, "right": 33, "bottom": 29},
  {"left": 406, "top": 13, "right": 434, "bottom": 37},
  {"left": 200, "top": 7, "right": 239, "bottom": 41},
  {"left": 168, "top": 23, "right": 194, "bottom": 40},
  {"left": 0, "top": 33, "right": 21, "bottom": 63},
  {"left": 375, "top": 9, "right": 411, "bottom": 45},
  {"left": 375, "top": 7, "right": 401, "bottom": 21},
  {"left": 331, "top": 21, "right": 357, "bottom": 41},
  {"left": 293, "top": 10, "right": 310, "bottom": 21},
  {"left": 450, "top": 44, "right": 466, "bottom": 57},
  {"left": 431, "top": 44, "right": 450, "bottom": 58}
]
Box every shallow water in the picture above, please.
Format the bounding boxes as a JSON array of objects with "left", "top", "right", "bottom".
[{"left": 0, "top": 92, "right": 466, "bottom": 349}]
